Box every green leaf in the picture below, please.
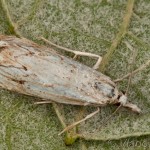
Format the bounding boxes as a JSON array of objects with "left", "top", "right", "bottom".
[{"left": 0, "top": 0, "right": 149, "bottom": 149}]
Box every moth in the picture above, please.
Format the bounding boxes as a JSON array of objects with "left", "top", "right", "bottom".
[
  {"left": 0, "top": 35, "right": 143, "bottom": 134},
  {"left": 0, "top": 35, "right": 142, "bottom": 110}
]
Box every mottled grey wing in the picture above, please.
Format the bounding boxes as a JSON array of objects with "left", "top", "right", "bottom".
[{"left": 0, "top": 36, "right": 118, "bottom": 106}]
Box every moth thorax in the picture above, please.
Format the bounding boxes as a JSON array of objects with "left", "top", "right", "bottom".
[{"left": 118, "top": 95, "right": 127, "bottom": 106}]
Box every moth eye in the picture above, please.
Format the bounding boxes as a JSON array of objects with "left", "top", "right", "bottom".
[
  {"left": 111, "top": 89, "right": 115, "bottom": 97},
  {"left": 121, "top": 90, "right": 126, "bottom": 95},
  {"left": 117, "top": 94, "right": 121, "bottom": 100}
]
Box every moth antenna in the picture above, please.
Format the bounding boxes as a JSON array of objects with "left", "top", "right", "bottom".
[
  {"left": 125, "top": 59, "right": 136, "bottom": 95},
  {"left": 98, "top": 105, "right": 122, "bottom": 129},
  {"left": 126, "top": 46, "right": 137, "bottom": 95},
  {"left": 114, "top": 60, "right": 150, "bottom": 82},
  {"left": 125, "top": 71, "right": 132, "bottom": 95}
]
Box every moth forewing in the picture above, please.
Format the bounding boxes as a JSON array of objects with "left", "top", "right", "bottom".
[
  {"left": 0, "top": 35, "right": 141, "bottom": 114},
  {"left": 0, "top": 35, "right": 119, "bottom": 106}
]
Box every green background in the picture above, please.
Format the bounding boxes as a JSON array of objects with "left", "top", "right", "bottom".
[{"left": 0, "top": 0, "right": 149, "bottom": 149}]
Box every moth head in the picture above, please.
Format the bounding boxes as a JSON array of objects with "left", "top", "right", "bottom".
[
  {"left": 117, "top": 91, "right": 141, "bottom": 114},
  {"left": 118, "top": 91, "right": 127, "bottom": 106}
]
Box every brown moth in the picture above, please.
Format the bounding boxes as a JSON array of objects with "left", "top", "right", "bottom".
[{"left": 0, "top": 35, "right": 141, "bottom": 114}]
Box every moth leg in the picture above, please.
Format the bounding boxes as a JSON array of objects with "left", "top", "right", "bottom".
[
  {"left": 34, "top": 100, "right": 52, "bottom": 104},
  {"left": 34, "top": 101, "right": 68, "bottom": 128},
  {"left": 72, "top": 51, "right": 102, "bottom": 70},
  {"left": 58, "top": 107, "right": 100, "bottom": 135},
  {"left": 41, "top": 37, "right": 102, "bottom": 70}
]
